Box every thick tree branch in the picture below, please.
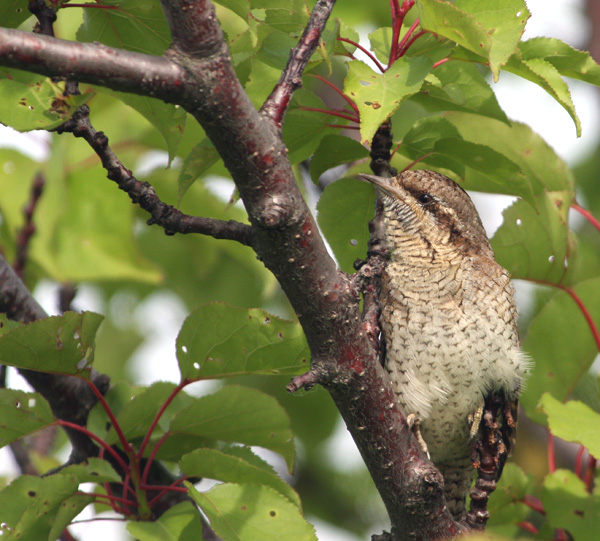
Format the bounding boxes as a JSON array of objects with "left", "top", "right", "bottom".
[
  {"left": 0, "top": 28, "right": 186, "bottom": 102},
  {"left": 0, "top": 254, "right": 107, "bottom": 461},
  {"left": 261, "top": 0, "right": 337, "bottom": 125}
]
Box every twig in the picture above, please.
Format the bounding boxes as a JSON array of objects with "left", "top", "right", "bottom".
[
  {"left": 261, "top": 0, "right": 338, "bottom": 125},
  {"left": 56, "top": 107, "right": 253, "bottom": 245},
  {"left": 13, "top": 173, "right": 45, "bottom": 280}
]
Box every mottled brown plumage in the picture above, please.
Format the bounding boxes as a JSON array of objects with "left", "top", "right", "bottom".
[{"left": 361, "top": 170, "right": 529, "bottom": 520}]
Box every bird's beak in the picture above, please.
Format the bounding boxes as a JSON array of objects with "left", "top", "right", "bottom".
[{"left": 358, "top": 174, "right": 404, "bottom": 199}]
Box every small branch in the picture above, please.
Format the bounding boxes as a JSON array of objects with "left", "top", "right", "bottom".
[
  {"left": 261, "top": 0, "right": 337, "bottom": 125},
  {"left": 13, "top": 173, "right": 45, "bottom": 280},
  {"left": 57, "top": 107, "right": 253, "bottom": 245}
]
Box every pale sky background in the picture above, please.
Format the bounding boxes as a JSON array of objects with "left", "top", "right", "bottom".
[{"left": 0, "top": 0, "right": 598, "bottom": 539}]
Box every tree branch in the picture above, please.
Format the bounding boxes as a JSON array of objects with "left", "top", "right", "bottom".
[
  {"left": 57, "top": 106, "right": 253, "bottom": 245},
  {"left": 0, "top": 27, "right": 186, "bottom": 102},
  {"left": 261, "top": 0, "right": 337, "bottom": 125}
]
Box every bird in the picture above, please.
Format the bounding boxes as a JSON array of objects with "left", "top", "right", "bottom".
[{"left": 360, "top": 169, "right": 530, "bottom": 520}]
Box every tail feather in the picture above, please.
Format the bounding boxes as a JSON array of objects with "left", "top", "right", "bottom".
[{"left": 438, "top": 457, "right": 475, "bottom": 521}]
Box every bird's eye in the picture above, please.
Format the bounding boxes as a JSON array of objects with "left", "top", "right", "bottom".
[{"left": 417, "top": 193, "right": 434, "bottom": 205}]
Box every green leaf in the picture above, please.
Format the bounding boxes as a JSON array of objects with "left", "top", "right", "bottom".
[
  {"left": 176, "top": 303, "right": 309, "bottom": 381},
  {"left": 344, "top": 58, "right": 432, "bottom": 145},
  {"left": 505, "top": 49, "right": 581, "bottom": 136},
  {"left": 487, "top": 464, "right": 534, "bottom": 536},
  {"left": 0, "top": 69, "right": 92, "bottom": 132},
  {"left": 282, "top": 99, "right": 340, "bottom": 165},
  {"left": 34, "top": 165, "right": 162, "bottom": 283},
  {"left": 178, "top": 140, "right": 220, "bottom": 204},
  {"left": 397, "top": 116, "right": 465, "bottom": 177},
  {"left": 76, "top": 0, "right": 171, "bottom": 56},
  {"left": 519, "top": 37, "right": 600, "bottom": 87},
  {"left": 0, "top": 312, "right": 104, "bottom": 376},
  {"left": 491, "top": 192, "right": 575, "bottom": 283},
  {"left": 444, "top": 111, "right": 574, "bottom": 199},
  {"left": 542, "top": 469, "right": 600, "bottom": 540},
  {"left": 180, "top": 447, "right": 300, "bottom": 506},
  {"left": 99, "top": 89, "right": 186, "bottom": 164},
  {"left": 433, "top": 138, "right": 527, "bottom": 198},
  {"left": 169, "top": 385, "right": 295, "bottom": 471},
  {"left": 520, "top": 279, "right": 600, "bottom": 422},
  {"left": 0, "top": 390, "right": 55, "bottom": 448},
  {"left": 60, "top": 457, "right": 122, "bottom": 484},
  {"left": 309, "top": 135, "right": 369, "bottom": 184},
  {"left": 187, "top": 483, "right": 317, "bottom": 541},
  {"left": 0, "top": 474, "right": 92, "bottom": 540},
  {"left": 411, "top": 62, "right": 509, "bottom": 123},
  {"left": 416, "top": 0, "right": 530, "bottom": 80},
  {"left": 0, "top": 2, "right": 32, "bottom": 29},
  {"left": 105, "top": 381, "right": 181, "bottom": 445},
  {"left": 317, "top": 178, "right": 374, "bottom": 273},
  {"left": 127, "top": 501, "right": 206, "bottom": 541},
  {"left": 538, "top": 394, "right": 600, "bottom": 456}
]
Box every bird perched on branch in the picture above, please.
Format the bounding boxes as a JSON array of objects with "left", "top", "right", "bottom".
[{"left": 361, "top": 169, "right": 530, "bottom": 520}]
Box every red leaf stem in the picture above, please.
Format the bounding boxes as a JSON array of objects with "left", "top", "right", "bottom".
[
  {"left": 306, "top": 73, "right": 360, "bottom": 114},
  {"left": 147, "top": 477, "right": 189, "bottom": 508},
  {"left": 137, "top": 380, "right": 190, "bottom": 459},
  {"left": 63, "top": 3, "right": 119, "bottom": 8},
  {"left": 575, "top": 445, "right": 586, "bottom": 478},
  {"left": 327, "top": 124, "right": 360, "bottom": 130},
  {"left": 548, "top": 431, "right": 556, "bottom": 473},
  {"left": 572, "top": 203, "right": 600, "bottom": 234},
  {"left": 336, "top": 37, "right": 385, "bottom": 73},
  {"left": 517, "top": 521, "right": 539, "bottom": 535},
  {"left": 433, "top": 57, "right": 451, "bottom": 69},
  {"left": 300, "top": 106, "right": 359, "bottom": 123},
  {"left": 555, "top": 284, "right": 600, "bottom": 353},
  {"left": 584, "top": 454, "right": 597, "bottom": 491},
  {"left": 86, "top": 378, "right": 131, "bottom": 454},
  {"left": 396, "top": 18, "right": 420, "bottom": 58},
  {"left": 79, "top": 491, "right": 139, "bottom": 508},
  {"left": 523, "top": 494, "right": 546, "bottom": 515},
  {"left": 57, "top": 420, "right": 129, "bottom": 474},
  {"left": 141, "top": 432, "right": 170, "bottom": 484}
]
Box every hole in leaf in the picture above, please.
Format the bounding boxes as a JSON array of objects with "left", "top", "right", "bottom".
[
  {"left": 269, "top": 510, "right": 276, "bottom": 517},
  {"left": 516, "top": 11, "right": 522, "bottom": 16},
  {"left": 15, "top": 400, "right": 21, "bottom": 408},
  {"left": 516, "top": 218, "right": 522, "bottom": 226},
  {"left": 182, "top": 345, "right": 188, "bottom": 353},
  {"left": 28, "top": 491, "right": 36, "bottom": 497},
  {"left": 193, "top": 362, "right": 200, "bottom": 370},
  {"left": 28, "top": 398, "right": 36, "bottom": 408},
  {"left": 548, "top": 255, "right": 555, "bottom": 263},
  {"left": 263, "top": 317, "right": 271, "bottom": 325},
  {"left": 350, "top": 239, "right": 358, "bottom": 246}
]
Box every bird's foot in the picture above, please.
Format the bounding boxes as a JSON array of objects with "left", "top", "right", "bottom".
[
  {"left": 406, "top": 413, "right": 430, "bottom": 459},
  {"left": 468, "top": 402, "right": 484, "bottom": 439}
]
